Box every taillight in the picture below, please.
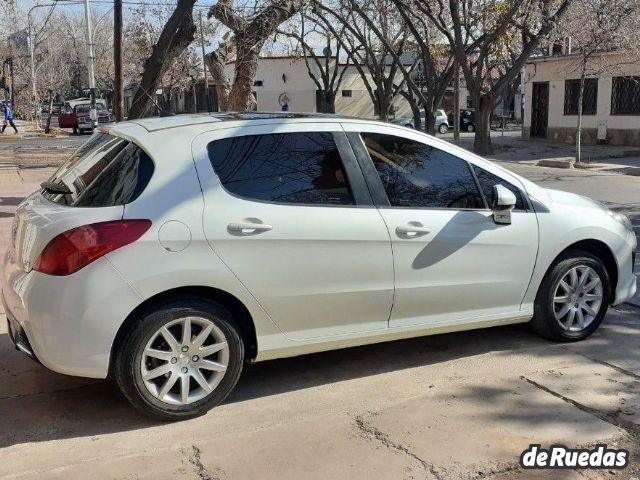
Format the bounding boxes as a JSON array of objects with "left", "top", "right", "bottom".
[{"left": 35, "top": 219, "right": 151, "bottom": 276}]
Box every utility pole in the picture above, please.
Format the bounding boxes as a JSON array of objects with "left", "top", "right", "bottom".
[
  {"left": 114, "top": 0, "right": 124, "bottom": 121},
  {"left": 28, "top": 19, "right": 37, "bottom": 126},
  {"left": 8, "top": 58, "right": 14, "bottom": 108},
  {"left": 199, "top": 11, "right": 211, "bottom": 113},
  {"left": 83, "top": 0, "right": 97, "bottom": 128},
  {"left": 453, "top": 60, "right": 460, "bottom": 145}
]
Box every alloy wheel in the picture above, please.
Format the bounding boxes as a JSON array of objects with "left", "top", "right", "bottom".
[
  {"left": 140, "top": 317, "right": 229, "bottom": 405},
  {"left": 552, "top": 265, "right": 603, "bottom": 332}
]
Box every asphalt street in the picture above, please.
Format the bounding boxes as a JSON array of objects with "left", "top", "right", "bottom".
[{"left": 0, "top": 143, "right": 639, "bottom": 480}]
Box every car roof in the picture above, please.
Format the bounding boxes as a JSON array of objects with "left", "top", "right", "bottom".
[{"left": 120, "top": 112, "right": 375, "bottom": 133}]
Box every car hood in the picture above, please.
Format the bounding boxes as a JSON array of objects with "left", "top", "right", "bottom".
[{"left": 544, "top": 188, "right": 608, "bottom": 212}]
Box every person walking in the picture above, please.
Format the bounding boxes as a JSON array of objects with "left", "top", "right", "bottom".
[{"left": 2, "top": 102, "right": 18, "bottom": 134}]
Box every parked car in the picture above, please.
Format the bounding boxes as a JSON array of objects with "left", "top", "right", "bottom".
[
  {"left": 57, "top": 98, "right": 111, "bottom": 134},
  {"left": 2, "top": 113, "right": 636, "bottom": 420},
  {"left": 447, "top": 109, "right": 477, "bottom": 132},
  {"left": 393, "top": 109, "right": 449, "bottom": 134}
]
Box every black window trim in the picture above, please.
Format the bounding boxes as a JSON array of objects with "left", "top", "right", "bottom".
[
  {"left": 563, "top": 78, "right": 598, "bottom": 116},
  {"left": 347, "top": 130, "right": 533, "bottom": 212},
  {"left": 610, "top": 76, "right": 640, "bottom": 116},
  {"left": 208, "top": 130, "right": 374, "bottom": 209}
]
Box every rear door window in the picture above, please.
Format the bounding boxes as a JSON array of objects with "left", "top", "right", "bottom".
[
  {"left": 43, "top": 132, "right": 154, "bottom": 207},
  {"left": 207, "top": 132, "right": 355, "bottom": 206}
]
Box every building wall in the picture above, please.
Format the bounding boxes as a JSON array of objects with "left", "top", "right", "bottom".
[
  {"left": 223, "top": 57, "right": 414, "bottom": 118},
  {"left": 523, "top": 51, "right": 640, "bottom": 145}
]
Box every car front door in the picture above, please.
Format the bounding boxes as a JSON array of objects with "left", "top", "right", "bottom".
[
  {"left": 343, "top": 123, "right": 539, "bottom": 328},
  {"left": 192, "top": 123, "right": 394, "bottom": 340}
]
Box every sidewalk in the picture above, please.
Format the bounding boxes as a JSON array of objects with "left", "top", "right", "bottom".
[
  {"left": 0, "top": 119, "right": 68, "bottom": 140},
  {"left": 448, "top": 132, "right": 640, "bottom": 173}
]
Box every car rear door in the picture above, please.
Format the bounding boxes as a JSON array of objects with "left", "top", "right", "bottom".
[
  {"left": 343, "top": 122, "right": 539, "bottom": 328},
  {"left": 191, "top": 122, "right": 394, "bottom": 340}
]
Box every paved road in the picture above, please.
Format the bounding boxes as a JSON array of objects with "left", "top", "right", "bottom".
[{"left": 0, "top": 157, "right": 639, "bottom": 479}]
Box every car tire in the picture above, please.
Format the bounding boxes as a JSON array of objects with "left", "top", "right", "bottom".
[
  {"left": 438, "top": 123, "right": 448, "bottom": 134},
  {"left": 73, "top": 127, "right": 78, "bottom": 134},
  {"left": 404, "top": 123, "right": 414, "bottom": 129},
  {"left": 530, "top": 250, "right": 610, "bottom": 342},
  {"left": 467, "top": 124, "right": 475, "bottom": 132},
  {"left": 114, "top": 298, "right": 244, "bottom": 420}
]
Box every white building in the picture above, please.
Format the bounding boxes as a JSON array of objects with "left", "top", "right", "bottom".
[
  {"left": 223, "top": 56, "right": 411, "bottom": 117},
  {"left": 523, "top": 51, "right": 640, "bottom": 145}
]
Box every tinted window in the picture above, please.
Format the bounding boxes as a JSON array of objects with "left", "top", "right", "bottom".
[
  {"left": 208, "top": 132, "right": 354, "bottom": 205},
  {"left": 361, "top": 133, "right": 483, "bottom": 209},
  {"left": 472, "top": 165, "right": 526, "bottom": 211},
  {"left": 43, "top": 132, "right": 154, "bottom": 207}
]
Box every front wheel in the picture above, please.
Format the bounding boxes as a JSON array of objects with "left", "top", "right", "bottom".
[
  {"left": 114, "top": 299, "right": 244, "bottom": 420},
  {"left": 467, "top": 124, "right": 475, "bottom": 132},
  {"left": 530, "top": 251, "right": 610, "bottom": 342},
  {"left": 438, "top": 123, "right": 448, "bottom": 134}
]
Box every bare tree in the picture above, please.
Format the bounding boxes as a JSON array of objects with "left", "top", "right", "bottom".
[
  {"left": 418, "top": 0, "right": 575, "bottom": 154},
  {"left": 560, "top": 0, "right": 640, "bottom": 163},
  {"left": 314, "top": 0, "right": 411, "bottom": 122},
  {"left": 277, "top": 10, "right": 351, "bottom": 113},
  {"left": 127, "top": 0, "right": 197, "bottom": 119},
  {"left": 207, "top": 0, "right": 306, "bottom": 111}
]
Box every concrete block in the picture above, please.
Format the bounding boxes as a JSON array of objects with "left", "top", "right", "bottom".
[{"left": 537, "top": 157, "right": 575, "bottom": 168}]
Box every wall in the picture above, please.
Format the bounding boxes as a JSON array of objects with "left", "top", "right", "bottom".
[
  {"left": 523, "top": 51, "right": 640, "bottom": 145},
  {"left": 223, "top": 57, "right": 415, "bottom": 119}
]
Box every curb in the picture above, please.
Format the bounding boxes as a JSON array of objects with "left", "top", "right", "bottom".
[
  {"left": 537, "top": 157, "right": 575, "bottom": 169},
  {"left": 0, "top": 135, "right": 22, "bottom": 141}
]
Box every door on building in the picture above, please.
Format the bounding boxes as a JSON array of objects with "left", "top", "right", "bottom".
[{"left": 530, "top": 82, "right": 549, "bottom": 138}]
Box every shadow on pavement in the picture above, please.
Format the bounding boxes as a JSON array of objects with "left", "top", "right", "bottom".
[
  {"left": 0, "top": 308, "right": 637, "bottom": 450},
  {"left": 0, "top": 322, "right": 544, "bottom": 448}
]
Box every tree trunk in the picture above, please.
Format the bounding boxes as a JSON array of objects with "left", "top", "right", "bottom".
[
  {"left": 228, "top": 43, "right": 261, "bottom": 111},
  {"left": 128, "top": 0, "right": 197, "bottom": 119},
  {"left": 205, "top": 46, "right": 233, "bottom": 111},
  {"left": 474, "top": 96, "right": 494, "bottom": 155},
  {"left": 576, "top": 62, "right": 587, "bottom": 165},
  {"left": 423, "top": 106, "right": 437, "bottom": 136},
  {"left": 209, "top": 0, "right": 304, "bottom": 112},
  {"left": 323, "top": 92, "right": 336, "bottom": 113},
  {"left": 44, "top": 93, "right": 54, "bottom": 134}
]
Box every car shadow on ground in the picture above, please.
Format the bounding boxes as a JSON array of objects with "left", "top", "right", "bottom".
[
  {"left": 0, "top": 322, "right": 547, "bottom": 448},
  {"left": 0, "top": 308, "right": 637, "bottom": 450}
]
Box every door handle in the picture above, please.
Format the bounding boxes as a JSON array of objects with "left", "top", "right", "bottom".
[
  {"left": 228, "top": 222, "right": 273, "bottom": 234},
  {"left": 396, "top": 224, "right": 431, "bottom": 236}
]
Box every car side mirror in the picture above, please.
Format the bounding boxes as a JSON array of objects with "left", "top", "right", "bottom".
[{"left": 492, "top": 184, "right": 516, "bottom": 225}]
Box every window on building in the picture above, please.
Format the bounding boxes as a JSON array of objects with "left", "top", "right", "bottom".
[
  {"left": 341, "top": 90, "right": 352, "bottom": 97},
  {"left": 207, "top": 132, "right": 354, "bottom": 206},
  {"left": 611, "top": 76, "right": 640, "bottom": 115},
  {"left": 564, "top": 79, "right": 598, "bottom": 115},
  {"left": 360, "top": 133, "right": 484, "bottom": 209}
]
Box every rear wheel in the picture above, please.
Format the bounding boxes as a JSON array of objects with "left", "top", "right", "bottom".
[
  {"left": 114, "top": 299, "right": 244, "bottom": 420},
  {"left": 531, "top": 251, "right": 610, "bottom": 342},
  {"left": 438, "top": 123, "right": 448, "bottom": 134},
  {"left": 466, "top": 124, "right": 475, "bottom": 132}
]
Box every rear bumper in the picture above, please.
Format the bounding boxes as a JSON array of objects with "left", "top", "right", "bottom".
[{"left": 1, "top": 255, "right": 142, "bottom": 379}]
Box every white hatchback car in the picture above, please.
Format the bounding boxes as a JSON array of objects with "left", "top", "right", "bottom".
[{"left": 2, "top": 113, "right": 637, "bottom": 419}]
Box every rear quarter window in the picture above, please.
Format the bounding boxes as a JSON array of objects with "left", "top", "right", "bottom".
[{"left": 43, "top": 132, "right": 154, "bottom": 207}]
